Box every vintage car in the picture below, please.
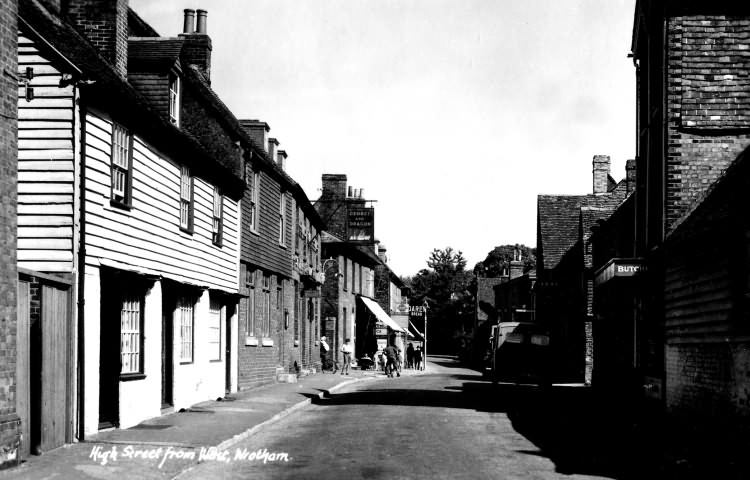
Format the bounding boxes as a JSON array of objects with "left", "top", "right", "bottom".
[{"left": 490, "top": 322, "right": 551, "bottom": 386}]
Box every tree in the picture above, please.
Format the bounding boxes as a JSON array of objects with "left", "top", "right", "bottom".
[
  {"left": 474, "top": 244, "right": 536, "bottom": 277},
  {"left": 405, "top": 247, "right": 474, "bottom": 354}
]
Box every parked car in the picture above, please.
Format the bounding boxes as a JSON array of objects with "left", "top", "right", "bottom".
[{"left": 491, "top": 322, "right": 551, "bottom": 386}]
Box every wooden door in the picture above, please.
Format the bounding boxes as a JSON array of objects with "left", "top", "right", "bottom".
[
  {"left": 40, "top": 285, "right": 69, "bottom": 451},
  {"left": 16, "top": 281, "right": 30, "bottom": 459}
]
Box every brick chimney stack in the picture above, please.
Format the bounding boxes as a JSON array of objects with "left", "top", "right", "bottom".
[
  {"left": 268, "top": 138, "right": 278, "bottom": 165},
  {"left": 592, "top": 155, "right": 611, "bottom": 195},
  {"left": 179, "top": 8, "right": 212, "bottom": 83},
  {"left": 626, "top": 159, "right": 636, "bottom": 194},
  {"left": 322, "top": 174, "right": 347, "bottom": 200},
  {"left": 65, "top": 0, "right": 129, "bottom": 79},
  {"left": 509, "top": 248, "right": 524, "bottom": 280},
  {"left": 238, "top": 120, "right": 269, "bottom": 153},
  {"left": 277, "top": 150, "right": 287, "bottom": 171}
]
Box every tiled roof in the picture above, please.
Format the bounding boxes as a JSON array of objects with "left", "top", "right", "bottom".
[
  {"left": 537, "top": 195, "right": 585, "bottom": 270},
  {"left": 128, "top": 38, "right": 183, "bottom": 72},
  {"left": 538, "top": 182, "right": 629, "bottom": 271},
  {"left": 477, "top": 277, "right": 506, "bottom": 307}
]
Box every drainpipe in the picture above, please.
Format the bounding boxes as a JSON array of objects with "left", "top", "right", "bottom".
[{"left": 76, "top": 96, "right": 87, "bottom": 440}]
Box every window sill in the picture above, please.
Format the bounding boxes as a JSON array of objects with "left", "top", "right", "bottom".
[
  {"left": 210, "top": 359, "right": 222, "bottom": 363},
  {"left": 180, "top": 226, "right": 194, "bottom": 236},
  {"left": 213, "top": 240, "right": 223, "bottom": 248},
  {"left": 245, "top": 336, "right": 258, "bottom": 346},
  {"left": 120, "top": 373, "right": 146, "bottom": 381},
  {"left": 261, "top": 338, "right": 274, "bottom": 347},
  {"left": 179, "top": 361, "right": 193, "bottom": 365},
  {"left": 110, "top": 199, "right": 133, "bottom": 211}
]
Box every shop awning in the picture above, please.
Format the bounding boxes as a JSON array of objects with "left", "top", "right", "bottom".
[
  {"left": 408, "top": 320, "right": 424, "bottom": 339},
  {"left": 360, "top": 296, "right": 408, "bottom": 334}
]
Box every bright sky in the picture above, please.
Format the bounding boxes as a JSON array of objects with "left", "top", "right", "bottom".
[{"left": 130, "top": 0, "right": 636, "bottom": 277}]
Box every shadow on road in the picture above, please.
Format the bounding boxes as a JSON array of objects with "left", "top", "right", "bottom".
[{"left": 316, "top": 368, "right": 750, "bottom": 480}]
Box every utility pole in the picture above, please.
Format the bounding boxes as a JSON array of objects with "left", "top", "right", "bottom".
[{"left": 423, "top": 300, "right": 429, "bottom": 369}]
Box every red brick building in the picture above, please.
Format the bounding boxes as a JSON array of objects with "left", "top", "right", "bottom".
[
  {"left": 0, "top": 0, "right": 19, "bottom": 468},
  {"left": 593, "top": 0, "right": 750, "bottom": 426}
]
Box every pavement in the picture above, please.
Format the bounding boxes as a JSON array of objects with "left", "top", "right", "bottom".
[{"left": 0, "top": 365, "right": 428, "bottom": 479}]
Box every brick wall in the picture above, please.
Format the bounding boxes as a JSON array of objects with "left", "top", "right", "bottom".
[
  {"left": 65, "top": 0, "right": 128, "bottom": 79},
  {"left": 0, "top": 0, "right": 19, "bottom": 467},
  {"left": 666, "top": 342, "right": 750, "bottom": 425},
  {"left": 665, "top": 14, "right": 750, "bottom": 229}
]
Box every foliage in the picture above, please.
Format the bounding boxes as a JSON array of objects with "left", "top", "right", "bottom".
[
  {"left": 473, "top": 244, "right": 536, "bottom": 277},
  {"left": 403, "top": 247, "right": 474, "bottom": 353}
]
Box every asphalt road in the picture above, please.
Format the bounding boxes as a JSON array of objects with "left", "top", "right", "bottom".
[{"left": 178, "top": 357, "right": 617, "bottom": 480}]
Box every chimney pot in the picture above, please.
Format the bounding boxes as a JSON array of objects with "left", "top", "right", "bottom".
[
  {"left": 183, "top": 9, "right": 196, "bottom": 34},
  {"left": 359, "top": 188, "right": 364, "bottom": 199},
  {"left": 348, "top": 186, "right": 353, "bottom": 197},
  {"left": 196, "top": 9, "right": 208, "bottom": 34}
]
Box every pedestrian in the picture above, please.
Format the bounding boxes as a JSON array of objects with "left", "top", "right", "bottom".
[
  {"left": 415, "top": 345, "right": 423, "bottom": 371},
  {"left": 384, "top": 342, "right": 400, "bottom": 378},
  {"left": 406, "top": 343, "right": 414, "bottom": 369},
  {"left": 341, "top": 338, "right": 353, "bottom": 375},
  {"left": 320, "top": 336, "right": 334, "bottom": 373}
]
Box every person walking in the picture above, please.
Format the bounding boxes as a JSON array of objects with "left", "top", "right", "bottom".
[
  {"left": 340, "top": 338, "right": 353, "bottom": 375},
  {"left": 406, "top": 343, "right": 415, "bottom": 369},
  {"left": 320, "top": 336, "right": 334, "bottom": 373},
  {"left": 384, "top": 342, "right": 400, "bottom": 378},
  {"left": 415, "top": 345, "right": 423, "bottom": 371}
]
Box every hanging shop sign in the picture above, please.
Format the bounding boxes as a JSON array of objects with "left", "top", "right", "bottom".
[
  {"left": 347, "top": 207, "right": 374, "bottom": 242},
  {"left": 594, "top": 258, "right": 646, "bottom": 287}
]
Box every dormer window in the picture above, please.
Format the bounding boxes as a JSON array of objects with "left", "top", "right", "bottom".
[{"left": 169, "top": 74, "right": 181, "bottom": 126}]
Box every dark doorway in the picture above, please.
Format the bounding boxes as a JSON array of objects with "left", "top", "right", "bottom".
[
  {"left": 99, "top": 275, "right": 120, "bottom": 429},
  {"left": 225, "top": 303, "right": 232, "bottom": 393},
  {"left": 161, "top": 290, "right": 174, "bottom": 409}
]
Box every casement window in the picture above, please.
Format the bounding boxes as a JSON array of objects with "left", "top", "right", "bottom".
[
  {"left": 278, "top": 192, "right": 286, "bottom": 245},
  {"left": 209, "top": 297, "right": 222, "bottom": 361},
  {"left": 178, "top": 296, "right": 194, "bottom": 363},
  {"left": 169, "top": 74, "right": 180, "bottom": 126},
  {"left": 120, "top": 292, "right": 143, "bottom": 375},
  {"left": 179, "top": 165, "right": 194, "bottom": 232},
  {"left": 212, "top": 185, "right": 223, "bottom": 246},
  {"left": 111, "top": 123, "right": 133, "bottom": 207},
  {"left": 246, "top": 165, "right": 259, "bottom": 232},
  {"left": 246, "top": 269, "right": 256, "bottom": 336}
]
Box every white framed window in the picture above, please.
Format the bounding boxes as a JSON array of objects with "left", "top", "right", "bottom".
[
  {"left": 111, "top": 123, "right": 132, "bottom": 206},
  {"left": 179, "top": 165, "right": 193, "bottom": 231},
  {"left": 169, "top": 74, "right": 180, "bottom": 126},
  {"left": 120, "top": 293, "right": 143, "bottom": 374},
  {"left": 212, "top": 185, "right": 223, "bottom": 246},
  {"left": 209, "top": 297, "right": 222, "bottom": 361},
  {"left": 278, "top": 192, "right": 286, "bottom": 245},
  {"left": 246, "top": 165, "right": 259, "bottom": 232},
  {"left": 178, "top": 296, "right": 194, "bottom": 363}
]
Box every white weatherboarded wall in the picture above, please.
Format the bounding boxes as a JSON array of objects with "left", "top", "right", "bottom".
[
  {"left": 17, "top": 34, "right": 77, "bottom": 273},
  {"left": 81, "top": 109, "right": 239, "bottom": 435}
]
